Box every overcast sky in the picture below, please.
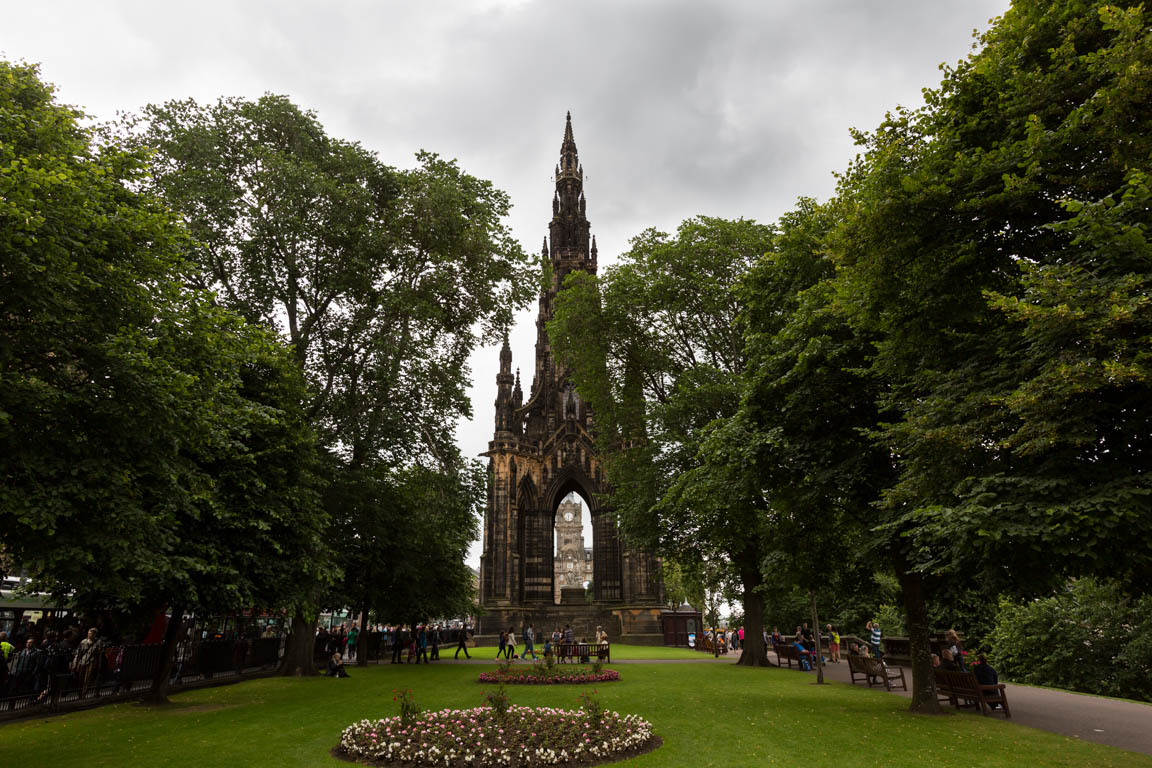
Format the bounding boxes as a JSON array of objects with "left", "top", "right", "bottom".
[{"left": 4, "top": 0, "right": 1010, "bottom": 565}]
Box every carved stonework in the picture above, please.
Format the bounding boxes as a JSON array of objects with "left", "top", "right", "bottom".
[{"left": 478, "top": 115, "right": 662, "bottom": 637}]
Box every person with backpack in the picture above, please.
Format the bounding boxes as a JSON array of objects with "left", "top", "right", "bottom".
[
  {"left": 826, "top": 624, "right": 841, "bottom": 663},
  {"left": 522, "top": 624, "right": 538, "bottom": 660}
]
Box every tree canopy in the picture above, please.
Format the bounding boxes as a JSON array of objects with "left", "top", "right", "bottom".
[{"left": 0, "top": 62, "right": 327, "bottom": 700}]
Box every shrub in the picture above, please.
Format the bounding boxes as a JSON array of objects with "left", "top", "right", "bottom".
[
  {"left": 988, "top": 578, "right": 1152, "bottom": 702},
  {"left": 578, "top": 689, "right": 604, "bottom": 728},
  {"left": 482, "top": 683, "right": 510, "bottom": 718},
  {"left": 392, "top": 688, "right": 420, "bottom": 727}
]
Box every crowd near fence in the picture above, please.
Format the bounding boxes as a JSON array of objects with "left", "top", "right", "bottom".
[{"left": 1, "top": 628, "right": 476, "bottom": 719}]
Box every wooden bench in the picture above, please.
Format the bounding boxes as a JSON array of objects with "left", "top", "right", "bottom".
[
  {"left": 555, "top": 642, "right": 610, "bottom": 664},
  {"left": 847, "top": 654, "right": 907, "bottom": 691},
  {"left": 774, "top": 643, "right": 812, "bottom": 669},
  {"left": 933, "top": 669, "right": 1010, "bottom": 717}
]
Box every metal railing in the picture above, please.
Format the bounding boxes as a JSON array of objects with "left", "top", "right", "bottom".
[{"left": 1, "top": 636, "right": 283, "bottom": 715}]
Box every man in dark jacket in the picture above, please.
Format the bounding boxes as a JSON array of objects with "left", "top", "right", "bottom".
[
  {"left": 9, "top": 637, "right": 42, "bottom": 697},
  {"left": 391, "top": 626, "right": 407, "bottom": 664},
  {"left": 454, "top": 625, "right": 472, "bottom": 659}
]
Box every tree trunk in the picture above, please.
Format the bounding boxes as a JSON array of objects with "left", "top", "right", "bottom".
[
  {"left": 142, "top": 604, "right": 184, "bottom": 706},
  {"left": 895, "top": 564, "right": 942, "bottom": 714},
  {"left": 279, "top": 605, "right": 317, "bottom": 676},
  {"left": 810, "top": 589, "right": 825, "bottom": 684},
  {"left": 735, "top": 549, "right": 769, "bottom": 667}
]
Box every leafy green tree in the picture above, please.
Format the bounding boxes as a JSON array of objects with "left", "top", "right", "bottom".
[
  {"left": 550, "top": 216, "right": 777, "bottom": 666},
  {"left": 728, "top": 197, "right": 887, "bottom": 683},
  {"left": 327, "top": 458, "right": 481, "bottom": 665},
  {"left": 131, "top": 95, "right": 535, "bottom": 670},
  {"left": 823, "top": 0, "right": 1151, "bottom": 709},
  {"left": 0, "top": 61, "right": 325, "bottom": 702}
]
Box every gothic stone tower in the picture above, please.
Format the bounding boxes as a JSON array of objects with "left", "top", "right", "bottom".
[{"left": 478, "top": 114, "right": 663, "bottom": 643}]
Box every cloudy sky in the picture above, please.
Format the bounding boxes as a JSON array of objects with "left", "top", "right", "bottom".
[{"left": 4, "top": 0, "right": 1010, "bottom": 562}]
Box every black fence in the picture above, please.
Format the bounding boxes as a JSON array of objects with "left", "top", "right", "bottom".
[
  {"left": 2, "top": 628, "right": 474, "bottom": 717},
  {"left": 1, "top": 636, "right": 283, "bottom": 715}
]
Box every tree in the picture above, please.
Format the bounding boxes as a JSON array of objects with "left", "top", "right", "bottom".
[
  {"left": 550, "top": 216, "right": 777, "bottom": 667},
  {"left": 132, "top": 95, "right": 536, "bottom": 669},
  {"left": 327, "top": 459, "right": 481, "bottom": 666},
  {"left": 821, "top": 0, "right": 1152, "bottom": 709},
  {"left": 0, "top": 61, "right": 326, "bottom": 702}
]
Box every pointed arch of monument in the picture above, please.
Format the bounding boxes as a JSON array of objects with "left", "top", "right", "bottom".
[
  {"left": 542, "top": 466, "right": 601, "bottom": 518},
  {"left": 517, "top": 474, "right": 539, "bottom": 511}
]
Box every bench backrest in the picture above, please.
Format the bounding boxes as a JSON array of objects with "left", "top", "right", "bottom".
[{"left": 934, "top": 669, "right": 980, "bottom": 693}]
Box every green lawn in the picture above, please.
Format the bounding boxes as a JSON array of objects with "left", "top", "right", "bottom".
[{"left": 1, "top": 662, "right": 1147, "bottom": 767}]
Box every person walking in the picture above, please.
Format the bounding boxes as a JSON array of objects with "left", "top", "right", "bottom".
[
  {"left": 454, "top": 625, "right": 472, "bottom": 659},
  {"left": 505, "top": 626, "right": 517, "bottom": 659},
  {"left": 347, "top": 624, "right": 359, "bottom": 662},
  {"left": 414, "top": 625, "right": 429, "bottom": 664},
  {"left": 391, "top": 626, "right": 406, "bottom": 664},
  {"left": 429, "top": 625, "right": 440, "bottom": 661},
  {"left": 496, "top": 630, "right": 507, "bottom": 659},
  {"left": 522, "top": 624, "right": 538, "bottom": 660}
]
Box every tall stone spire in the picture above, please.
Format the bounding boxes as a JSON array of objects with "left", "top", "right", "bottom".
[
  {"left": 548, "top": 112, "right": 594, "bottom": 290},
  {"left": 494, "top": 335, "right": 514, "bottom": 432}
]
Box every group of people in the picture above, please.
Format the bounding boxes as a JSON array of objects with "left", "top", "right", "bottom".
[
  {"left": 321, "top": 622, "right": 476, "bottom": 676},
  {"left": 317, "top": 623, "right": 359, "bottom": 663},
  {"left": 703, "top": 626, "right": 744, "bottom": 654},
  {"left": 765, "top": 622, "right": 849, "bottom": 669},
  {"left": 0, "top": 626, "right": 106, "bottom": 706},
  {"left": 495, "top": 624, "right": 609, "bottom": 662}
]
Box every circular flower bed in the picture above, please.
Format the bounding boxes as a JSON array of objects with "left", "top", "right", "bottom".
[
  {"left": 478, "top": 668, "right": 619, "bottom": 685},
  {"left": 336, "top": 705, "right": 657, "bottom": 767}
]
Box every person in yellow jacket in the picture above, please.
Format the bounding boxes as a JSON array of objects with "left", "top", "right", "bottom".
[{"left": 826, "top": 624, "right": 841, "bottom": 663}]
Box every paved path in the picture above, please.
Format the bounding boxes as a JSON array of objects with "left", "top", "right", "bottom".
[
  {"left": 431, "top": 654, "right": 1152, "bottom": 756},
  {"left": 784, "top": 657, "right": 1152, "bottom": 757}
]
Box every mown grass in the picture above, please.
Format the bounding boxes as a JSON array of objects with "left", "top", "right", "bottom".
[{"left": 0, "top": 662, "right": 1147, "bottom": 767}]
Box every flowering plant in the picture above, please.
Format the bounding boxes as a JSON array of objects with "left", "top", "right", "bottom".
[
  {"left": 337, "top": 704, "right": 656, "bottom": 766},
  {"left": 478, "top": 664, "right": 619, "bottom": 685}
]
